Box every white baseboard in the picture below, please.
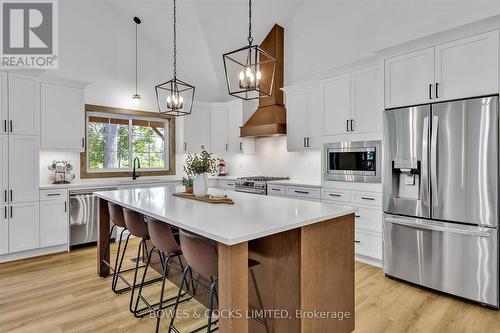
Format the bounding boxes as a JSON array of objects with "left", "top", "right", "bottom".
[
  {"left": 0, "top": 244, "right": 68, "bottom": 263},
  {"left": 356, "top": 253, "right": 382, "bottom": 268}
]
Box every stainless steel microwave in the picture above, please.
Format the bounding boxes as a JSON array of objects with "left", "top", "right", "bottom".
[{"left": 322, "top": 141, "right": 381, "bottom": 183}]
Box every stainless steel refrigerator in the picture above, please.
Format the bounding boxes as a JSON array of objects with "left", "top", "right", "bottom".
[{"left": 383, "top": 95, "right": 499, "bottom": 308}]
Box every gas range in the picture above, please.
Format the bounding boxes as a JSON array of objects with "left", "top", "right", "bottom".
[{"left": 235, "top": 176, "right": 290, "bottom": 195}]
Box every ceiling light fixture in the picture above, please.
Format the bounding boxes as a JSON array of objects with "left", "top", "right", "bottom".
[
  {"left": 155, "top": 0, "right": 195, "bottom": 116},
  {"left": 132, "top": 16, "right": 142, "bottom": 107},
  {"left": 222, "top": 0, "right": 276, "bottom": 100}
]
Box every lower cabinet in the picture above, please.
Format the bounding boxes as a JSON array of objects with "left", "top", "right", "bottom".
[
  {"left": 218, "top": 179, "right": 236, "bottom": 190},
  {"left": 0, "top": 205, "right": 7, "bottom": 255},
  {"left": 40, "top": 198, "right": 68, "bottom": 247},
  {"left": 8, "top": 202, "right": 40, "bottom": 253}
]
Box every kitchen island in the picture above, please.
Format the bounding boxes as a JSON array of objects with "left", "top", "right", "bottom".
[{"left": 95, "top": 186, "right": 355, "bottom": 333}]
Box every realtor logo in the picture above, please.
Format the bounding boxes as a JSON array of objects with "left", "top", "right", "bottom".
[{"left": 1, "top": 0, "right": 58, "bottom": 68}]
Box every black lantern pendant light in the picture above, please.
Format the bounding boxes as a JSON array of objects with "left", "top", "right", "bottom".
[
  {"left": 132, "top": 16, "right": 142, "bottom": 106},
  {"left": 155, "top": 0, "right": 195, "bottom": 116},
  {"left": 222, "top": 0, "right": 276, "bottom": 100}
]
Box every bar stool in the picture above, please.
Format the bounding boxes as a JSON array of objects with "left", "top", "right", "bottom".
[
  {"left": 100, "top": 202, "right": 133, "bottom": 294},
  {"left": 134, "top": 217, "right": 193, "bottom": 327},
  {"left": 168, "top": 230, "right": 270, "bottom": 333},
  {"left": 122, "top": 207, "right": 163, "bottom": 316}
]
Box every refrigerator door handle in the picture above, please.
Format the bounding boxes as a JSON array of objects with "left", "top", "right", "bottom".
[
  {"left": 385, "top": 217, "right": 492, "bottom": 238},
  {"left": 430, "top": 115, "right": 439, "bottom": 207},
  {"left": 421, "top": 117, "right": 430, "bottom": 206}
]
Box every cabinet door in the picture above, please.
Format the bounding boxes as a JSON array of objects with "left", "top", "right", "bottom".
[
  {"left": 351, "top": 67, "right": 383, "bottom": 133},
  {"left": 307, "top": 86, "right": 322, "bottom": 149},
  {"left": 9, "top": 202, "right": 40, "bottom": 253},
  {"left": 40, "top": 200, "right": 68, "bottom": 247},
  {"left": 0, "top": 135, "right": 7, "bottom": 205},
  {"left": 227, "top": 102, "right": 243, "bottom": 152},
  {"left": 209, "top": 106, "right": 228, "bottom": 153},
  {"left": 41, "top": 83, "right": 85, "bottom": 151},
  {"left": 286, "top": 90, "right": 308, "bottom": 150},
  {"left": 8, "top": 74, "right": 39, "bottom": 135},
  {"left": 183, "top": 104, "right": 210, "bottom": 153},
  {"left": 435, "top": 31, "right": 499, "bottom": 101},
  {"left": 322, "top": 73, "right": 351, "bottom": 135},
  {"left": 0, "top": 205, "right": 7, "bottom": 255},
  {"left": 384, "top": 47, "right": 435, "bottom": 108},
  {"left": 9, "top": 136, "right": 39, "bottom": 203},
  {"left": 0, "top": 71, "right": 7, "bottom": 134}
]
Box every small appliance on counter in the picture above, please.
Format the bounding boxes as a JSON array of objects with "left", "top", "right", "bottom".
[
  {"left": 48, "top": 160, "right": 76, "bottom": 184},
  {"left": 235, "top": 176, "right": 289, "bottom": 195}
]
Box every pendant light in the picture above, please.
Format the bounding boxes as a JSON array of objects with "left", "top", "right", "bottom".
[
  {"left": 132, "top": 16, "right": 142, "bottom": 106},
  {"left": 155, "top": 0, "right": 195, "bottom": 116},
  {"left": 222, "top": 0, "right": 276, "bottom": 100}
]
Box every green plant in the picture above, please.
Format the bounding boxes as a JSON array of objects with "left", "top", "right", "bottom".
[
  {"left": 182, "top": 176, "right": 194, "bottom": 187},
  {"left": 184, "top": 146, "right": 216, "bottom": 176}
]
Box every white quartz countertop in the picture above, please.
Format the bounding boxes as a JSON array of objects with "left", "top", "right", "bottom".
[
  {"left": 39, "top": 176, "right": 182, "bottom": 190},
  {"left": 95, "top": 186, "right": 354, "bottom": 246},
  {"left": 267, "top": 180, "right": 322, "bottom": 188}
]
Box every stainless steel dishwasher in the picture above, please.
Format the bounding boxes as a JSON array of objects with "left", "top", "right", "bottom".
[{"left": 69, "top": 187, "right": 117, "bottom": 246}]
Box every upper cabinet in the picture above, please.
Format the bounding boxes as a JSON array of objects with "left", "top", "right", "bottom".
[
  {"left": 8, "top": 74, "right": 39, "bottom": 136},
  {"left": 209, "top": 106, "right": 228, "bottom": 153},
  {"left": 384, "top": 30, "right": 499, "bottom": 108},
  {"left": 41, "top": 81, "right": 86, "bottom": 151},
  {"left": 321, "top": 67, "right": 382, "bottom": 136},
  {"left": 286, "top": 85, "right": 322, "bottom": 151},
  {"left": 0, "top": 72, "right": 7, "bottom": 134},
  {"left": 183, "top": 103, "right": 210, "bottom": 153}
]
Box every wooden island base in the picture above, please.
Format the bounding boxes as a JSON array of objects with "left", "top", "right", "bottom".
[{"left": 97, "top": 198, "right": 354, "bottom": 333}]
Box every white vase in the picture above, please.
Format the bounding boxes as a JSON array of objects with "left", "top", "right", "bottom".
[{"left": 193, "top": 173, "right": 208, "bottom": 197}]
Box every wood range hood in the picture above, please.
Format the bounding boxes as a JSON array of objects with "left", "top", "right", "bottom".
[{"left": 240, "top": 24, "right": 286, "bottom": 138}]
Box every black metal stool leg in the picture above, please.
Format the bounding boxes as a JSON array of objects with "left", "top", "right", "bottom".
[
  {"left": 134, "top": 246, "right": 155, "bottom": 317},
  {"left": 168, "top": 266, "right": 190, "bottom": 333},
  {"left": 112, "top": 233, "right": 131, "bottom": 293},
  {"left": 250, "top": 268, "right": 270, "bottom": 333},
  {"left": 129, "top": 238, "right": 145, "bottom": 313},
  {"left": 206, "top": 279, "right": 218, "bottom": 333},
  {"left": 99, "top": 224, "right": 116, "bottom": 274},
  {"left": 111, "top": 228, "right": 126, "bottom": 290}
]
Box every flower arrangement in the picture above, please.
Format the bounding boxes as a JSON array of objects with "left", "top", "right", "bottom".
[
  {"left": 183, "top": 146, "right": 216, "bottom": 176},
  {"left": 182, "top": 176, "right": 194, "bottom": 193}
]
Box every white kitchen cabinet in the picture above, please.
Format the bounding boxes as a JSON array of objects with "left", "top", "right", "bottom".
[
  {"left": 0, "top": 71, "right": 7, "bottom": 134},
  {"left": 8, "top": 202, "right": 40, "bottom": 253},
  {"left": 209, "top": 106, "right": 228, "bottom": 153},
  {"left": 41, "top": 82, "right": 85, "bottom": 151},
  {"left": 218, "top": 179, "right": 236, "bottom": 190},
  {"left": 322, "top": 73, "right": 351, "bottom": 136},
  {"left": 0, "top": 205, "right": 7, "bottom": 255},
  {"left": 0, "top": 135, "right": 7, "bottom": 204},
  {"left": 435, "top": 30, "right": 498, "bottom": 101},
  {"left": 351, "top": 67, "right": 383, "bottom": 133},
  {"left": 40, "top": 190, "right": 68, "bottom": 247},
  {"left": 227, "top": 101, "right": 255, "bottom": 153},
  {"left": 183, "top": 103, "right": 210, "bottom": 153},
  {"left": 8, "top": 74, "right": 39, "bottom": 136},
  {"left": 286, "top": 90, "right": 308, "bottom": 150},
  {"left": 384, "top": 47, "right": 435, "bottom": 108},
  {"left": 8, "top": 135, "right": 39, "bottom": 203},
  {"left": 354, "top": 229, "right": 382, "bottom": 261},
  {"left": 307, "top": 86, "right": 322, "bottom": 149},
  {"left": 267, "top": 184, "right": 286, "bottom": 197}
]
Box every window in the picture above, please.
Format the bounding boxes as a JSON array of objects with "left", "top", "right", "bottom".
[{"left": 81, "top": 105, "right": 176, "bottom": 178}]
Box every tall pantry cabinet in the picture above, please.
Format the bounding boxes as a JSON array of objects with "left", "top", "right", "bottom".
[{"left": 0, "top": 71, "right": 40, "bottom": 256}]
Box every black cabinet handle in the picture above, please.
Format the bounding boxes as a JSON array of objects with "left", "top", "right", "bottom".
[
  {"left": 3, "top": 190, "right": 6, "bottom": 203},
  {"left": 355, "top": 240, "right": 361, "bottom": 244},
  {"left": 294, "top": 190, "right": 309, "bottom": 194},
  {"left": 10, "top": 206, "right": 12, "bottom": 218},
  {"left": 9, "top": 190, "right": 12, "bottom": 202},
  {"left": 184, "top": 142, "right": 187, "bottom": 151},
  {"left": 240, "top": 142, "right": 242, "bottom": 151},
  {"left": 346, "top": 119, "right": 350, "bottom": 132},
  {"left": 303, "top": 137, "right": 306, "bottom": 147},
  {"left": 271, "top": 188, "right": 281, "bottom": 191},
  {"left": 329, "top": 193, "right": 341, "bottom": 197},
  {"left": 225, "top": 143, "right": 228, "bottom": 151},
  {"left": 350, "top": 119, "right": 354, "bottom": 132},
  {"left": 307, "top": 137, "right": 310, "bottom": 147},
  {"left": 429, "top": 84, "right": 433, "bottom": 99},
  {"left": 3, "top": 120, "right": 6, "bottom": 133},
  {"left": 361, "top": 196, "right": 376, "bottom": 201},
  {"left": 3, "top": 206, "right": 6, "bottom": 219},
  {"left": 355, "top": 214, "right": 361, "bottom": 218},
  {"left": 435, "top": 82, "right": 439, "bottom": 98},
  {"left": 9, "top": 120, "right": 12, "bottom": 133},
  {"left": 47, "top": 193, "right": 61, "bottom": 196},
  {"left": 82, "top": 138, "right": 85, "bottom": 148},
  {"left": 64, "top": 201, "right": 67, "bottom": 213}
]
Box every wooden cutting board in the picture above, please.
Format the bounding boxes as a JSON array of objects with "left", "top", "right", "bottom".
[{"left": 173, "top": 192, "right": 235, "bottom": 205}]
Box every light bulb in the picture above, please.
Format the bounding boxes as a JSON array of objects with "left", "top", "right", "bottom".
[
  {"left": 245, "top": 67, "right": 251, "bottom": 77},
  {"left": 179, "top": 96, "right": 184, "bottom": 104},
  {"left": 256, "top": 71, "right": 261, "bottom": 81},
  {"left": 239, "top": 71, "right": 245, "bottom": 80}
]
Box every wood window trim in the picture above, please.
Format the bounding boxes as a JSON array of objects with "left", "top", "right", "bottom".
[{"left": 80, "top": 104, "right": 176, "bottom": 179}]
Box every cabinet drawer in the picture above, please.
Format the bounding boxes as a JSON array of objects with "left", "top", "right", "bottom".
[
  {"left": 218, "top": 179, "right": 236, "bottom": 190},
  {"left": 321, "top": 189, "right": 352, "bottom": 203},
  {"left": 354, "top": 206, "right": 382, "bottom": 233},
  {"left": 268, "top": 185, "right": 286, "bottom": 197},
  {"left": 40, "top": 189, "right": 68, "bottom": 202},
  {"left": 352, "top": 191, "right": 382, "bottom": 207},
  {"left": 286, "top": 186, "right": 321, "bottom": 200},
  {"left": 355, "top": 229, "right": 382, "bottom": 260}
]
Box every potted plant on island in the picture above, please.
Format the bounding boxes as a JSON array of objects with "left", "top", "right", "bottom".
[
  {"left": 184, "top": 146, "right": 216, "bottom": 197},
  {"left": 182, "top": 176, "right": 194, "bottom": 193}
]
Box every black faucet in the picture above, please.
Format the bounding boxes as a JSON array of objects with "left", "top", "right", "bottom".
[{"left": 132, "top": 157, "right": 141, "bottom": 180}]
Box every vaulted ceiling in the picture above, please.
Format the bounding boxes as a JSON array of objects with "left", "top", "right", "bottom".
[{"left": 103, "top": 0, "right": 302, "bottom": 102}]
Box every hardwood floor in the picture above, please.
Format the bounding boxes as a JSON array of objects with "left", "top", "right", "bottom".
[{"left": 0, "top": 239, "right": 499, "bottom": 333}]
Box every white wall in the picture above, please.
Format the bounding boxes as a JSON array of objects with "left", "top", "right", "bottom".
[{"left": 285, "top": 0, "right": 500, "bottom": 84}]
